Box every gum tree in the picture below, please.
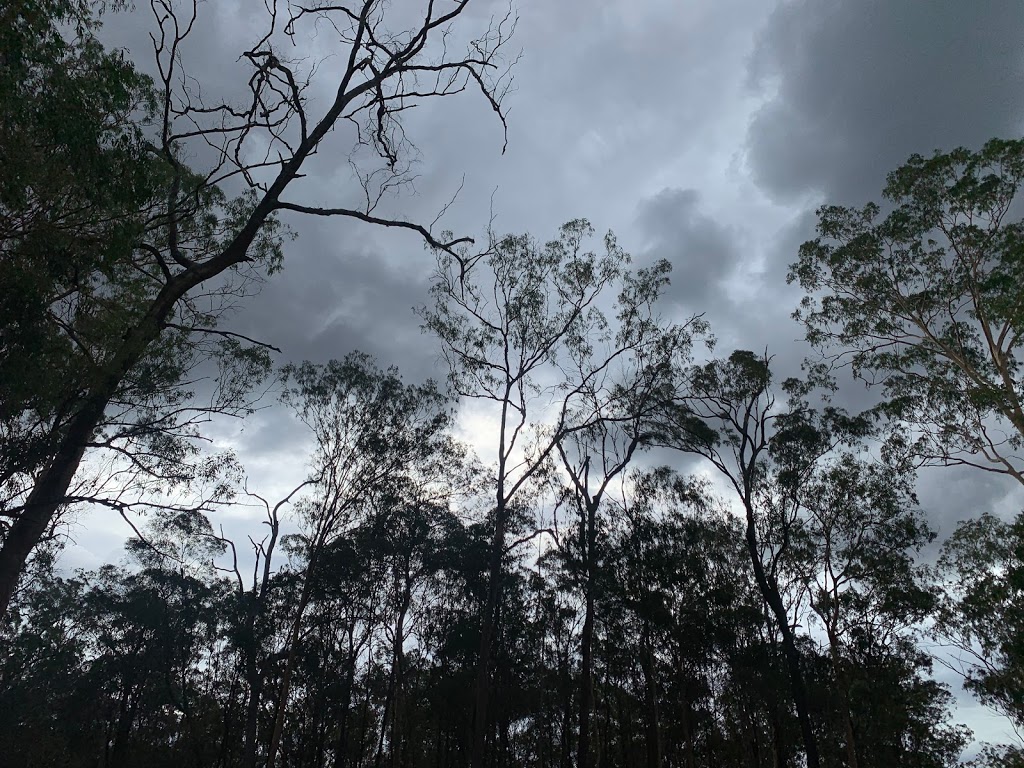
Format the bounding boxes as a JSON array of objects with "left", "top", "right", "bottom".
[
  {"left": 790, "top": 139, "right": 1024, "bottom": 483},
  {"left": 421, "top": 219, "right": 704, "bottom": 767},
  {"left": 659, "top": 350, "right": 876, "bottom": 768}
]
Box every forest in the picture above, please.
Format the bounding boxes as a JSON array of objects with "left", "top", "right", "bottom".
[{"left": 1, "top": 1, "right": 1023, "bottom": 767}]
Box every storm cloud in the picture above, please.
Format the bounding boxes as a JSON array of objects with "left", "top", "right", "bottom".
[{"left": 747, "top": 0, "right": 1024, "bottom": 206}]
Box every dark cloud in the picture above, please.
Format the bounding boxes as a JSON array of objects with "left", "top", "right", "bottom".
[
  {"left": 747, "top": 0, "right": 1024, "bottom": 206},
  {"left": 743, "top": 0, "right": 1024, "bottom": 437},
  {"left": 628, "top": 188, "right": 815, "bottom": 385},
  {"left": 57, "top": 3, "right": 1024, "bottom": 743},
  {"left": 916, "top": 465, "right": 1019, "bottom": 546},
  {"left": 634, "top": 188, "right": 740, "bottom": 305},
  {"left": 229, "top": 218, "right": 440, "bottom": 382}
]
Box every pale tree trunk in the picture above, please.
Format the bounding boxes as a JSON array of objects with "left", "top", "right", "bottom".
[
  {"left": 826, "top": 626, "right": 859, "bottom": 768},
  {"left": 639, "top": 631, "right": 662, "bottom": 768}
]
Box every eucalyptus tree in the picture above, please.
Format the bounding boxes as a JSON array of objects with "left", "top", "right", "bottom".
[
  {"left": 0, "top": 530, "right": 236, "bottom": 768},
  {"left": 794, "top": 454, "right": 959, "bottom": 768},
  {"left": 791, "top": 138, "right": 1024, "bottom": 758},
  {"left": 554, "top": 272, "right": 705, "bottom": 768},
  {"left": 791, "top": 138, "right": 1024, "bottom": 484},
  {"left": 422, "top": 219, "right": 705, "bottom": 767},
  {"left": 600, "top": 472, "right": 746, "bottom": 768},
  {"left": 936, "top": 511, "right": 1024, "bottom": 751},
  {"left": 0, "top": 0, "right": 515, "bottom": 617},
  {"left": 262, "top": 353, "right": 453, "bottom": 768},
  {"left": 658, "top": 350, "right": 875, "bottom": 768}
]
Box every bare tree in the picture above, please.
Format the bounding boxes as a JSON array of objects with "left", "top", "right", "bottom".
[{"left": 0, "top": 0, "right": 516, "bottom": 617}]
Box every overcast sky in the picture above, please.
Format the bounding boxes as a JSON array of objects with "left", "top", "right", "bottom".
[{"left": 68, "top": 0, "right": 1024, "bottom": 750}]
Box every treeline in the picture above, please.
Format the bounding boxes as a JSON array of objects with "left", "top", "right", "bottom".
[
  {"left": 0, "top": 465, "right": 979, "bottom": 768},
  {"left": 2, "top": 2, "right": 1024, "bottom": 768}
]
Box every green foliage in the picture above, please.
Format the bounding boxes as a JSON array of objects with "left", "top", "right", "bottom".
[
  {"left": 279, "top": 352, "right": 453, "bottom": 545},
  {"left": 791, "top": 138, "right": 1024, "bottom": 480},
  {"left": 0, "top": 11, "right": 1000, "bottom": 758},
  {"left": 1, "top": 0, "right": 160, "bottom": 479},
  {"left": 937, "top": 511, "right": 1024, "bottom": 732}
]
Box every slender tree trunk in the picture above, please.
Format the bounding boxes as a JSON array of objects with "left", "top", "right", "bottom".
[
  {"left": 334, "top": 628, "right": 358, "bottom": 768},
  {"left": 388, "top": 570, "right": 412, "bottom": 768},
  {"left": 314, "top": 682, "right": 330, "bottom": 768},
  {"left": 742, "top": 702, "right": 760, "bottom": 768},
  {"left": 578, "top": 501, "right": 597, "bottom": 768},
  {"left": 639, "top": 632, "right": 662, "bottom": 768},
  {"left": 110, "top": 684, "right": 136, "bottom": 768},
  {"left": 770, "top": 707, "right": 788, "bottom": 768},
  {"left": 357, "top": 665, "right": 374, "bottom": 768},
  {"left": 826, "top": 627, "right": 859, "bottom": 768},
  {"left": 216, "top": 672, "right": 242, "bottom": 768},
  {"left": 559, "top": 662, "right": 573, "bottom": 768},
  {"left": 268, "top": 564, "right": 320, "bottom": 768},
  {"left": 471, "top": 505, "right": 507, "bottom": 768},
  {"left": 678, "top": 682, "right": 696, "bottom": 768},
  {"left": 616, "top": 689, "right": 632, "bottom": 768},
  {"left": 743, "top": 507, "right": 820, "bottom": 768},
  {"left": 599, "top": 678, "right": 613, "bottom": 768},
  {"left": 374, "top": 669, "right": 395, "bottom": 768},
  {"left": 242, "top": 639, "right": 263, "bottom": 768}
]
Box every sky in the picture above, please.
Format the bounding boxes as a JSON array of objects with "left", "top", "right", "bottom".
[{"left": 67, "top": 0, "right": 1024, "bottom": 751}]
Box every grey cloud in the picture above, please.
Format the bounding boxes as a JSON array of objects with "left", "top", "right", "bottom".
[
  {"left": 915, "top": 465, "right": 1022, "bottom": 551},
  {"left": 635, "top": 188, "right": 740, "bottom": 305},
  {"left": 743, "top": 0, "right": 1024, "bottom": 408},
  {"left": 228, "top": 217, "right": 442, "bottom": 383},
  {"left": 747, "top": 0, "right": 1024, "bottom": 206},
  {"left": 633, "top": 190, "right": 821, "bottom": 402}
]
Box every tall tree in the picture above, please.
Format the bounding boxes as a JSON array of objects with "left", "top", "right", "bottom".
[
  {"left": 421, "top": 219, "right": 704, "bottom": 767},
  {"left": 790, "top": 138, "right": 1024, "bottom": 483},
  {"left": 0, "top": 0, "right": 515, "bottom": 617},
  {"left": 555, "top": 311, "right": 703, "bottom": 768},
  {"left": 266, "top": 353, "right": 453, "bottom": 768},
  {"left": 793, "top": 454, "right": 961, "bottom": 768},
  {"left": 791, "top": 138, "right": 1024, "bottom": 758},
  {"left": 659, "top": 350, "right": 873, "bottom": 768}
]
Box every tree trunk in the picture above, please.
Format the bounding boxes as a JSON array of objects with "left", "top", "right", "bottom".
[
  {"left": 334, "top": 628, "right": 358, "bottom": 768},
  {"left": 639, "top": 633, "right": 662, "bottom": 768},
  {"left": 471, "top": 506, "right": 507, "bottom": 768},
  {"left": 826, "top": 628, "right": 859, "bottom": 768},
  {"left": 110, "top": 683, "right": 137, "bottom": 768},
  {"left": 242, "top": 636, "right": 263, "bottom": 768},
  {"left": 678, "top": 682, "right": 695, "bottom": 768},
  {"left": 268, "top": 564, "right": 319, "bottom": 768},
  {"left": 0, "top": 395, "right": 105, "bottom": 615},
  {"left": 559, "top": 663, "right": 573, "bottom": 768},
  {"left": 389, "top": 568, "right": 412, "bottom": 768},
  {"left": 0, "top": 234, "right": 265, "bottom": 619},
  {"left": 578, "top": 501, "right": 597, "bottom": 768},
  {"left": 743, "top": 507, "right": 820, "bottom": 768},
  {"left": 374, "top": 668, "right": 395, "bottom": 768},
  {"left": 770, "top": 707, "right": 788, "bottom": 768}
]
